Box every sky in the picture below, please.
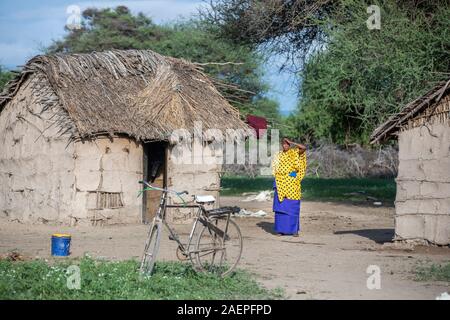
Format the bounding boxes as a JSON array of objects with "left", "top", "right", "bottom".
[{"left": 0, "top": 0, "right": 299, "bottom": 115}]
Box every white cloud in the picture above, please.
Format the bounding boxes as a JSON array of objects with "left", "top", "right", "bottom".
[
  {"left": 6, "top": 5, "right": 67, "bottom": 21},
  {"left": 3, "top": 0, "right": 203, "bottom": 21},
  {"left": 0, "top": 42, "right": 38, "bottom": 69},
  {"left": 0, "top": 0, "right": 204, "bottom": 68},
  {"left": 75, "top": 0, "right": 204, "bottom": 23},
  {"left": 0, "top": 0, "right": 298, "bottom": 111}
]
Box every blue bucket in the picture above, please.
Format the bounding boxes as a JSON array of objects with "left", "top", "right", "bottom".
[{"left": 51, "top": 234, "right": 71, "bottom": 256}]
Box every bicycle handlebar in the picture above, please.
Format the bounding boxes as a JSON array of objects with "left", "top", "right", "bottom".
[{"left": 139, "top": 180, "right": 189, "bottom": 195}]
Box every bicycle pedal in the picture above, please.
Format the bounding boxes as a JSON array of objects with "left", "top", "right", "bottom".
[{"left": 168, "top": 235, "right": 176, "bottom": 241}]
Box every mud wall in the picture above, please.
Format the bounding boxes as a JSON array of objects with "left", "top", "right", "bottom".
[
  {"left": 166, "top": 141, "right": 222, "bottom": 222},
  {"left": 396, "top": 123, "right": 450, "bottom": 245},
  {"left": 72, "top": 138, "right": 143, "bottom": 225},
  {"left": 0, "top": 77, "right": 222, "bottom": 225},
  {"left": 0, "top": 76, "right": 144, "bottom": 225},
  {"left": 0, "top": 76, "right": 75, "bottom": 224}
]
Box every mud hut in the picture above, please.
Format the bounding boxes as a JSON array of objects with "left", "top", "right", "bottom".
[
  {"left": 0, "top": 49, "right": 249, "bottom": 226},
  {"left": 371, "top": 80, "right": 450, "bottom": 245}
]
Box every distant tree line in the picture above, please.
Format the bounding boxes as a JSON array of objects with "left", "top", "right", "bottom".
[
  {"left": 45, "top": 6, "right": 281, "bottom": 126},
  {"left": 0, "top": 66, "right": 13, "bottom": 91},
  {"left": 2, "top": 2, "right": 449, "bottom": 145},
  {"left": 0, "top": 6, "right": 281, "bottom": 128},
  {"left": 203, "top": 0, "right": 450, "bottom": 144}
]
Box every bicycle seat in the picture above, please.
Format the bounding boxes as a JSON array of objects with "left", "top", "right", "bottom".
[
  {"left": 207, "top": 206, "right": 240, "bottom": 216},
  {"left": 195, "top": 195, "right": 216, "bottom": 204}
]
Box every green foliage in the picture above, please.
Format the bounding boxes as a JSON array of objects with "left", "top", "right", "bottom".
[
  {"left": 288, "top": 0, "right": 450, "bottom": 144},
  {"left": 221, "top": 176, "right": 396, "bottom": 203},
  {"left": 416, "top": 262, "right": 450, "bottom": 282},
  {"left": 0, "top": 257, "right": 283, "bottom": 300},
  {"left": 46, "top": 6, "right": 279, "bottom": 121},
  {"left": 0, "top": 66, "right": 14, "bottom": 92},
  {"left": 243, "top": 97, "right": 282, "bottom": 124}
]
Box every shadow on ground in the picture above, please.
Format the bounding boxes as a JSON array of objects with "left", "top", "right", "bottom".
[
  {"left": 256, "top": 221, "right": 277, "bottom": 235},
  {"left": 334, "top": 229, "right": 394, "bottom": 243}
]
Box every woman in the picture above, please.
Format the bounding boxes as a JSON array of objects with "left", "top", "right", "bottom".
[{"left": 272, "top": 138, "right": 307, "bottom": 237}]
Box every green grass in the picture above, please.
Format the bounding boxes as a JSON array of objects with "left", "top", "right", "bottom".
[
  {"left": 415, "top": 263, "right": 450, "bottom": 282},
  {"left": 0, "top": 257, "right": 283, "bottom": 300},
  {"left": 221, "top": 176, "right": 396, "bottom": 203}
]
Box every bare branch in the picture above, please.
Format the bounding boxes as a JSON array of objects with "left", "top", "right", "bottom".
[{"left": 194, "top": 61, "right": 244, "bottom": 66}]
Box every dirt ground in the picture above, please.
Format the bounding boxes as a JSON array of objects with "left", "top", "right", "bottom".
[{"left": 1, "top": 196, "right": 449, "bottom": 300}]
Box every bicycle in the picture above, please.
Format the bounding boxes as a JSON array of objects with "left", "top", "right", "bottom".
[{"left": 138, "top": 180, "right": 243, "bottom": 277}]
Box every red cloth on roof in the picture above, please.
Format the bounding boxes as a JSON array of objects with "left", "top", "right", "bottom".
[{"left": 246, "top": 114, "right": 267, "bottom": 138}]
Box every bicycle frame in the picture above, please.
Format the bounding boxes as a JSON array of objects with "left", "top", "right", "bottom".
[
  {"left": 139, "top": 180, "right": 241, "bottom": 277},
  {"left": 150, "top": 188, "right": 229, "bottom": 256}
]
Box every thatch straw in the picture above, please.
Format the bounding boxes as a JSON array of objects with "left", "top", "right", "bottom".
[
  {"left": 370, "top": 79, "right": 450, "bottom": 144},
  {"left": 0, "top": 49, "right": 249, "bottom": 141},
  {"left": 404, "top": 95, "right": 450, "bottom": 130}
]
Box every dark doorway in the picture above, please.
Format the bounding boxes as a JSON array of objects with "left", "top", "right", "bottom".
[{"left": 142, "top": 141, "right": 167, "bottom": 224}]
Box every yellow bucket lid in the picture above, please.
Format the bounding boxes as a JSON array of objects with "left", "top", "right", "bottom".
[{"left": 52, "top": 233, "right": 71, "bottom": 238}]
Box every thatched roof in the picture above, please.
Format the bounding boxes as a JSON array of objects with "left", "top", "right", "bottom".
[
  {"left": 370, "top": 79, "right": 450, "bottom": 144},
  {"left": 0, "top": 49, "right": 249, "bottom": 141}
]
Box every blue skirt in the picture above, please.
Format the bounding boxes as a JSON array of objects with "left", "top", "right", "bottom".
[{"left": 273, "top": 182, "right": 301, "bottom": 235}]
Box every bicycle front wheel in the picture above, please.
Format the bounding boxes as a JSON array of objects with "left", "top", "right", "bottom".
[
  {"left": 140, "top": 219, "right": 162, "bottom": 276},
  {"left": 195, "top": 216, "right": 243, "bottom": 277}
]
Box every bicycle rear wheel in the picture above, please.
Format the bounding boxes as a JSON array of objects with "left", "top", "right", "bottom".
[
  {"left": 195, "top": 216, "right": 243, "bottom": 277},
  {"left": 140, "top": 219, "right": 162, "bottom": 276}
]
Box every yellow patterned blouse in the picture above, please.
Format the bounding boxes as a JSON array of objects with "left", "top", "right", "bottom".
[{"left": 272, "top": 148, "right": 307, "bottom": 202}]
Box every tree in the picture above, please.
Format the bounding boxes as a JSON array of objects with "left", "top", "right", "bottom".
[
  {"left": 205, "top": 0, "right": 450, "bottom": 144},
  {"left": 201, "top": 0, "right": 337, "bottom": 69},
  {"left": 47, "top": 6, "right": 279, "bottom": 121},
  {"left": 291, "top": 0, "right": 450, "bottom": 144},
  {"left": 0, "top": 66, "right": 14, "bottom": 92}
]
